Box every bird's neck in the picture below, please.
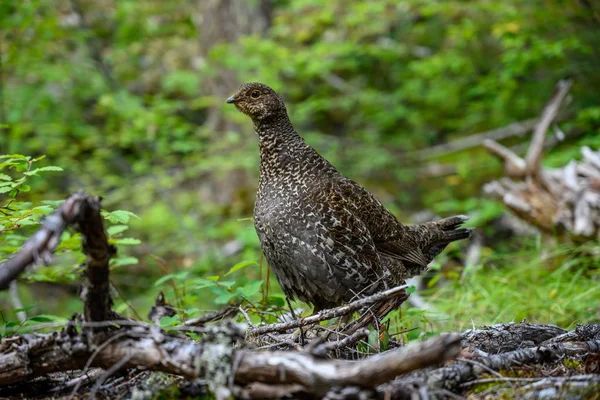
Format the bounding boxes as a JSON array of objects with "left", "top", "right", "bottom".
[{"left": 254, "top": 113, "right": 310, "bottom": 175}]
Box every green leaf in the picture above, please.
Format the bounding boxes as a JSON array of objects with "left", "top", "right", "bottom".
[
  {"left": 154, "top": 272, "right": 188, "bottom": 287},
  {"left": 225, "top": 260, "right": 257, "bottom": 276},
  {"left": 36, "top": 166, "right": 63, "bottom": 172},
  {"left": 13, "top": 304, "right": 36, "bottom": 314},
  {"left": 23, "top": 165, "right": 63, "bottom": 176},
  {"left": 103, "top": 210, "right": 140, "bottom": 224},
  {"left": 27, "top": 315, "right": 55, "bottom": 323},
  {"left": 237, "top": 280, "right": 264, "bottom": 298},
  {"left": 42, "top": 200, "right": 64, "bottom": 207},
  {"left": 113, "top": 237, "right": 141, "bottom": 245},
  {"left": 406, "top": 286, "right": 416, "bottom": 294},
  {"left": 191, "top": 279, "right": 218, "bottom": 290},
  {"left": 32, "top": 205, "right": 54, "bottom": 214},
  {"left": 107, "top": 225, "right": 129, "bottom": 235},
  {"left": 0, "top": 174, "right": 11, "bottom": 181},
  {"left": 159, "top": 315, "right": 181, "bottom": 327},
  {"left": 214, "top": 291, "right": 237, "bottom": 305},
  {"left": 110, "top": 256, "right": 139, "bottom": 267},
  {"left": 0, "top": 186, "right": 13, "bottom": 193}
]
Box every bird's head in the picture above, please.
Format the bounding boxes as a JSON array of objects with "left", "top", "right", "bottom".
[{"left": 226, "top": 82, "right": 286, "bottom": 121}]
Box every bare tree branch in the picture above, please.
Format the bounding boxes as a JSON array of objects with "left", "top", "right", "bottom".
[
  {"left": 73, "top": 194, "right": 115, "bottom": 324},
  {"left": 0, "top": 193, "right": 86, "bottom": 289},
  {"left": 525, "top": 79, "right": 573, "bottom": 178},
  {"left": 382, "top": 339, "right": 600, "bottom": 395},
  {"left": 249, "top": 284, "right": 408, "bottom": 335},
  {"left": 416, "top": 119, "right": 539, "bottom": 161},
  {"left": 0, "top": 324, "right": 461, "bottom": 396}
]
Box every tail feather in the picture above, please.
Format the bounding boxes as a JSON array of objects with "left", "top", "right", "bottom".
[
  {"left": 437, "top": 215, "right": 470, "bottom": 231},
  {"left": 441, "top": 227, "right": 473, "bottom": 243},
  {"left": 425, "top": 215, "right": 473, "bottom": 260}
]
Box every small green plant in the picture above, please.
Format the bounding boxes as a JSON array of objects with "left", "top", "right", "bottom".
[{"left": 0, "top": 154, "right": 142, "bottom": 332}]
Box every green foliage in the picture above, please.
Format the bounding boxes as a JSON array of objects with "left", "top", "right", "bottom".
[
  {"left": 425, "top": 240, "right": 600, "bottom": 331},
  {"left": 0, "top": 155, "right": 63, "bottom": 259},
  {"left": 0, "top": 153, "right": 141, "bottom": 330},
  {"left": 1, "top": 1, "right": 599, "bottom": 337}
]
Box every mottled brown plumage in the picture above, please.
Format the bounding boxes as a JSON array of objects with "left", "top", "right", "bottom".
[{"left": 227, "top": 82, "right": 472, "bottom": 311}]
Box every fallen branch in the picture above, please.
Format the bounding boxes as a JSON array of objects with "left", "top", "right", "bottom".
[
  {"left": 0, "top": 323, "right": 461, "bottom": 397},
  {"left": 312, "top": 328, "right": 370, "bottom": 357},
  {"left": 383, "top": 339, "right": 600, "bottom": 395},
  {"left": 416, "top": 118, "right": 539, "bottom": 161},
  {"left": 461, "top": 321, "right": 567, "bottom": 354},
  {"left": 235, "top": 333, "right": 461, "bottom": 395},
  {"left": 183, "top": 305, "right": 240, "bottom": 327},
  {"left": 483, "top": 81, "right": 600, "bottom": 240},
  {"left": 525, "top": 79, "right": 573, "bottom": 178},
  {"left": 248, "top": 284, "right": 408, "bottom": 335},
  {"left": 0, "top": 193, "right": 86, "bottom": 289}
]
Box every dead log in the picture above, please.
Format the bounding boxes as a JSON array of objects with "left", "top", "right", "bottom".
[
  {"left": 0, "top": 323, "right": 461, "bottom": 397},
  {"left": 0, "top": 192, "right": 462, "bottom": 398},
  {"left": 483, "top": 80, "right": 600, "bottom": 240},
  {"left": 461, "top": 321, "right": 567, "bottom": 354},
  {"left": 382, "top": 338, "right": 600, "bottom": 396},
  {"left": 248, "top": 284, "right": 408, "bottom": 336}
]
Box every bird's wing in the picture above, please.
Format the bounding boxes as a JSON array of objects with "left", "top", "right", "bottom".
[
  {"left": 374, "top": 240, "right": 429, "bottom": 268},
  {"left": 302, "top": 187, "right": 385, "bottom": 292},
  {"left": 330, "top": 178, "right": 429, "bottom": 267}
]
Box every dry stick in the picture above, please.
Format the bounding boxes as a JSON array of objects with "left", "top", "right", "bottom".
[
  {"left": 524, "top": 79, "right": 573, "bottom": 178},
  {"left": 312, "top": 328, "right": 370, "bottom": 357},
  {"left": 482, "top": 139, "right": 526, "bottom": 178},
  {"left": 414, "top": 118, "right": 538, "bottom": 161},
  {"left": 235, "top": 333, "right": 461, "bottom": 393},
  {"left": 87, "top": 353, "right": 133, "bottom": 400},
  {"left": 0, "top": 193, "right": 84, "bottom": 289},
  {"left": 0, "top": 326, "right": 461, "bottom": 392},
  {"left": 383, "top": 339, "right": 600, "bottom": 395},
  {"left": 9, "top": 281, "right": 26, "bottom": 322},
  {"left": 69, "top": 194, "right": 115, "bottom": 324},
  {"left": 461, "top": 321, "right": 567, "bottom": 354},
  {"left": 183, "top": 305, "right": 240, "bottom": 327},
  {"left": 68, "top": 331, "right": 131, "bottom": 399},
  {"left": 461, "top": 375, "right": 600, "bottom": 388},
  {"left": 249, "top": 284, "right": 408, "bottom": 335}
]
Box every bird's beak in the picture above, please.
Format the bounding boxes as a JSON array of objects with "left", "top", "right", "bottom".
[{"left": 226, "top": 96, "right": 238, "bottom": 104}]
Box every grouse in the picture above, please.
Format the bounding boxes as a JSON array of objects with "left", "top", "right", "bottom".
[{"left": 227, "top": 82, "right": 472, "bottom": 313}]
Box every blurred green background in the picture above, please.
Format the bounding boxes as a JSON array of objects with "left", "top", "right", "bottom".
[{"left": 1, "top": 0, "right": 599, "bottom": 337}]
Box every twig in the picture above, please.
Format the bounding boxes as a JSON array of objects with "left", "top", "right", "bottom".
[
  {"left": 384, "top": 339, "right": 600, "bottom": 395},
  {"left": 482, "top": 139, "right": 526, "bottom": 178},
  {"left": 461, "top": 375, "right": 600, "bottom": 387},
  {"left": 68, "top": 331, "right": 131, "bottom": 399},
  {"left": 238, "top": 306, "right": 255, "bottom": 328},
  {"left": 87, "top": 353, "right": 133, "bottom": 400},
  {"left": 183, "top": 305, "right": 239, "bottom": 327},
  {"left": 249, "top": 284, "right": 408, "bottom": 335},
  {"left": 9, "top": 281, "right": 26, "bottom": 322},
  {"left": 312, "top": 328, "right": 370, "bottom": 357},
  {"left": 415, "top": 119, "right": 539, "bottom": 161},
  {"left": 525, "top": 79, "right": 573, "bottom": 178},
  {"left": 236, "top": 333, "right": 462, "bottom": 393},
  {"left": 0, "top": 193, "right": 84, "bottom": 289}
]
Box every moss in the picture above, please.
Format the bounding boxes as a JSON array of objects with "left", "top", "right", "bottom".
[{"left": 562, "top": 358, "right": 583, "bottom": 370}]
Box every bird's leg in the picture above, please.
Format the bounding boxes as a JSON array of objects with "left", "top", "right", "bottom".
[{"left": 287, "top": 297, "right": 305, "bottom": 346}]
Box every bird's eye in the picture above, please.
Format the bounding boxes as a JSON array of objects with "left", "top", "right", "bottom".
[{"left": 251, "top": 90, "right": 261, "bottom": 98}]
